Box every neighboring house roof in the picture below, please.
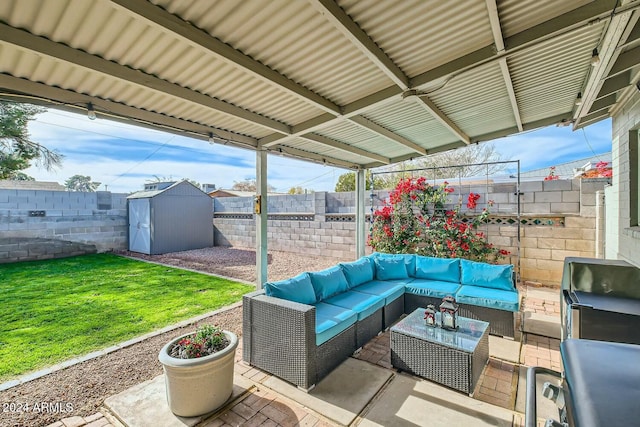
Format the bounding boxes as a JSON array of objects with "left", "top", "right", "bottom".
[
  {"left": 0, "top": 180, "right": 66, "bottom": 191},
  {"left": 520, "top": 153, "right": 612, "bottom": 180},
  {"left": 209, "top": 189, "right": 249, "bottom": 198}
]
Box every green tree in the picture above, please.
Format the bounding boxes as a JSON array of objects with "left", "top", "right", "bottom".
[
  {"left": 0, "top": 101, "right": 63, "bottom": 179},
  {"left": 334, "top": 171, "right": 389, "bottom": 192},
  {"left": 7, "top": 171, "right": 35, "bottom": 181},
  {"left": 65, "top": 175, "right": 101, "bottom": 192}
]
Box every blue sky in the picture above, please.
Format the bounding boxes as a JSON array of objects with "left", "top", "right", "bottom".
[{"left": 25, "top": 109, "right": 612, "bottom": 194}]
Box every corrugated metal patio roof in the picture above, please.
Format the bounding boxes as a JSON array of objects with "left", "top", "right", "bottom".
[{"left": 1, "top": 0, "right": 639, "bottom": 170}]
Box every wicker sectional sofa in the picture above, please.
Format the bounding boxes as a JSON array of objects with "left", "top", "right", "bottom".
[{"left": 242, "top": 253, "right": 519, "bottom": 390}]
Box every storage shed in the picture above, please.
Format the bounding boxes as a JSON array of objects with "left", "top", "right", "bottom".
[{"left": 127, "top": 180, "right": 213, "bottom": 255}]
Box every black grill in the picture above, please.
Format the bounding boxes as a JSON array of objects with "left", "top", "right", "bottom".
[{"left": 526, "top": 257, "right": 640, "bottom": 427}]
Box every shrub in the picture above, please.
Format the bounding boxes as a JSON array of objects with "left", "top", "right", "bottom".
[{"left": 368, "top": 177, "right": 509, "bottom": 263}]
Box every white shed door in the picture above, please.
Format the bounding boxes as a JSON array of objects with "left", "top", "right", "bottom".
[{"left": 129, "top": 199, "right": 151, "bottom": 254}]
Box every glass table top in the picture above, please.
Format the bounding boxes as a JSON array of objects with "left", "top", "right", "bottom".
[{"left": 390, "top": 308, "right": 489, "bottom": 352}]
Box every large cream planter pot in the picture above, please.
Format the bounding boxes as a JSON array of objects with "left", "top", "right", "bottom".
[{"left": 158, "top": 331, "right": 238, "bottom": 417}]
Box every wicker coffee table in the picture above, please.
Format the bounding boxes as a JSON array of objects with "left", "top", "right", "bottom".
[{"left": 390, "top": 308, "right": 490, "bottom": 395}]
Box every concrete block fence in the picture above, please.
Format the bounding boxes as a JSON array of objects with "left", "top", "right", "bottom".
[
  {"left": 0, "top": 190, "right": 128, "bottom": 262},
  {"left": 214, "top": 178, "right": 610, "bottom": 286}
]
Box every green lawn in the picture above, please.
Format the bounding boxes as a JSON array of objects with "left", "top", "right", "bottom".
[{"left": 0, "top": 253, "right": 254, "bottom": 381}]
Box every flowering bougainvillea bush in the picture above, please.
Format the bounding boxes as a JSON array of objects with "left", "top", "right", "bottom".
[
  {"left": 368, "top": 177, "right": 510, "bottom": 263},
  {"left": 582, "top": 161, "right": 612, "bottom": 178}
]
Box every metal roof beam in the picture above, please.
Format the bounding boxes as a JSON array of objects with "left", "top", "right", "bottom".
[
  {"left": 588, "top": 94, "right": 617, "bottom": 114},
  {"left": 485, "top": 0, "right": 523, "bottom": 132},
  {"left": 0, "top": 74, "right": 259, "bottom": 148},
  {"left": 270, "top": 146, "right": 360, "bottom": 169},
  {"left": 0, "top": 23, "right": 291, "bottom": 136},
  {"left": 364, "top": 142, "right": 466, "bottom": 169},
  {"left": 308, "top": 0, "right": 409, "bottom": 89},
  {"left": 349, "top": 116, "right": 427, "bottom": 156},
  {"left": 263, "top": 0, "right": 621, "bottom": 149},
  {"left": 376, "top": 112, "right": 575, "bottom": 169},
  {"left": 524, "top": 114, "right": 574, "bottom": 131},
  {"left": 497, "top": 59, "right": 523, "bottom": 131},
  {"left": 506, "top": 0, "right": 620, "bottom": 52},
  {"left": 412, "top": 0, "right": 620, "bottom": 88},
  {"left": 342, "top": 86, "right": 404, "bottom": 116},
  {"left": 299, "top": 133, "right": 391, "bottom": 164},
  {"left": 261, "top": 86, "right": 403, "bottom": 147},
  {"left": 607, "top": 45, "right": 640, "bottom": 78},
  {"left": 578, "top": 111, "right": 610, "bottom": 127},
  {"left": 621, "top": 19, "right": 640, "bottom": 48},
  {"left": 574, "top": 3, "right": 638, "bottom": 127},
  {"left": 111, "top": 0, "right": 342, "bottom": 116},
  {"left": 411, "top": 94, "right": 471, "bottom": 145},
  {"left": 116, "top": 0, "right": 423, "bottom": 157},
  {"left": 597, "top": 71, "right": 631, "bottom": 98}
]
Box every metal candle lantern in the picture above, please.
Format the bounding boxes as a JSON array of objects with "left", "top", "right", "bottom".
[
  {"left": 439, "top": 296, "right": 459, "bottom": 330},
  {"left": 424, "top": 304, "right": 437, "bottom": 327}
]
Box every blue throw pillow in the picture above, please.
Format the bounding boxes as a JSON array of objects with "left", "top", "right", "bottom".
[
  {"left": 309, "top": 265, "right": 350, "bottom": 301},
  {"left": 460, "top": 259, "right": 514, "bottom": 291},
  {"left": 415, "top": 256, "right": 461, "bottom": 283},
  {"left": 375, "top": 257, "right": 409, "bottom": 280},
  {"left": 339, "top": 258, "right": 375, "bottom": 288},
  {"left": 264, "top": 272, "right": 317, "bottom": 305},
  {"left": 372, "top": 253, "right": 416, "bottom": 276}
]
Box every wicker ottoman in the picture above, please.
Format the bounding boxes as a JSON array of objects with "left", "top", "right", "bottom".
[{"left": 390, "top": 308, "right": 489, "bottom": 395}]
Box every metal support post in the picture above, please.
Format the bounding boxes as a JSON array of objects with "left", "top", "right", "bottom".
[
  {"left": 256, "top": 150, "right": 268, "bottom": 288},
  {"left": 355, "top": 168, "right": 366, "bottom": 258}
]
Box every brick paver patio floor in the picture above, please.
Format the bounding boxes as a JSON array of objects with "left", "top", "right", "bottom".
[{"left": 50, "top": 284, "right": 563, "bottom": 427}]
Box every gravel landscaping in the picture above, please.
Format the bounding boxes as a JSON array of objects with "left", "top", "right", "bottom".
[{"left": 0, "top": 247, "right": 348, "bottom": 427}]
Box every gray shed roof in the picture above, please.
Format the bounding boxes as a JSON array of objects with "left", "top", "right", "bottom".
[
  {"left": 127, "top": 180, "right": 207, "bottom": 199},
  {"left": 0, "top": 1, "right": 638, "bottom": 170}
]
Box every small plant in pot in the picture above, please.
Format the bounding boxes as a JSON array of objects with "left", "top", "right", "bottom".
[{"left": 159, "top": 324, "right": 238, "bottom": 418}]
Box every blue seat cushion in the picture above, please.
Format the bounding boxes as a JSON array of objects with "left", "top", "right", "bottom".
[
  {"left": 339, "top": 257, "right": 375, "bottom": 288},
  {"left": 309, "top": 265, "right": 350, "bottom": 301},
  {"left": 324, "top": 290, "right": 386, "bottom": 321},
  {"left": 455, "top": 285, "right": 519, "bottom": 312},
  {"left": 404, "top": 279, "right": 461, "bottom": 299},
  {"left": 314, "top": 302, "right": 358, "bottom": 346},
  {"left": 415, "top": 256, "right": 460, "bottom": 283},
  {"left": 353, "top": 280, "right": 405, "bottom": 304},
  {"left": 264, "top": 272, "right": 317, "bottom": 305},
  {"left": 460, "top": 259, "right": 514, "bottom": 291}
]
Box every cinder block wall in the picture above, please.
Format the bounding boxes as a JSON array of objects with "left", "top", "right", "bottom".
[
  {"left": 610, "top": 88, "right": 640, "bottom": 266},
  {"left": 512, "top": 179, "right": 607, "bottom": 285},
  {"left": 214, "top": 192, "right": 357, "bottom": 259},
  {"left": 0, "top": 190, "right": 128, "bottom": 259},
  {"left": 213, "top": 178, "right": 610, "bottom": 286}
]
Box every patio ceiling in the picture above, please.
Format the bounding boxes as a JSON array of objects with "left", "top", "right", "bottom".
[{"left": 1, "top": 0, "right": 639, "bottom": 170}]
